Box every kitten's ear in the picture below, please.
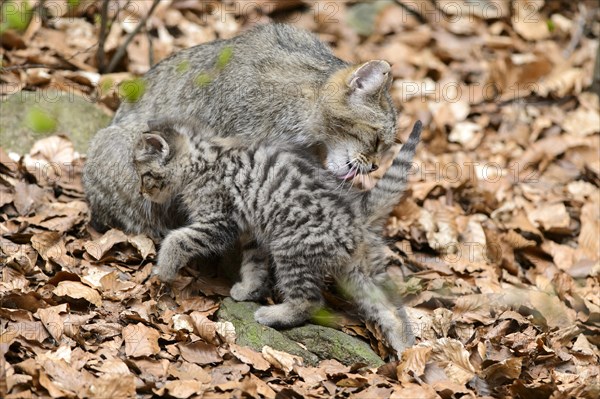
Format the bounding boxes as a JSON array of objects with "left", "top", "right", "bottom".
[
  {"left": 347, "top": 60, "right": 391, "bottom": 97},
  {"left": 141, "top": 133, "right": 169, "bottom": 160}
]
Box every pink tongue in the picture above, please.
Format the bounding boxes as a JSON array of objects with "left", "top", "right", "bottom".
[{"left": 339, "top": 169, "right": 357, "bottom": 180}]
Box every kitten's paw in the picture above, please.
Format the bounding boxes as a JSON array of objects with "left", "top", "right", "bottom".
[
  {"left": 254, "top": 303, "right": 311, "bottom": 329},
  {"left": 151, "top": 264, "right": 177, "bottom": 283},
  {"left": 230, "top": 281, "right": 269, "bottom": 302}
]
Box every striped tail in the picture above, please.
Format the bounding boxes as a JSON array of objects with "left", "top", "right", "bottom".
[
  {"left": 341, "top": 269, "right": 415, "bottom": 356},
  {"left": 363, "top": 120, "right": 422, "bottom": 224}
]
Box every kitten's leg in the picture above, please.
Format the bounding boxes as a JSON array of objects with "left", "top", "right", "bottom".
[
  {"left": 230, "top": 236, "right": 271, "bottom": 302},
  {"left": 153, "top": 217, "right": 238, "bottom": 282},
  {"left": 254, "top": 253, "right": 323, "bottom": 328}
]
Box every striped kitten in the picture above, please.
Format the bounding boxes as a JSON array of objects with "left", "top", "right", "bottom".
[{"left": 133, "top": 119, "right": 422, "bottom": 354}]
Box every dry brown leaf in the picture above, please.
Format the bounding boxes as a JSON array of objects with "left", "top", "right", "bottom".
[
  {"left": 215, "top": 321, "right": 236, "bottom": 345},
  {"left": 189, "top": 312, "right": 219, "bottom": 345},
  {"left": 230, "top": 344, "right": 271, "bottom": 371},
  {"left": 512, "top": 1, "right": 551, "bottom": 41},
  {"left": 123, "top": 323, "right": 160, "bottom": 358},
  {"left": 397, "top": 346, "right": 432, "bottom": 380},
  {"left": 178, "top": 341, "right": 222, "bottom": 365},
  {"left": 261, "top": 346, "right": 303, "bottom": 374},
  {"left": 162, "top": 380, "right": 205, "bottom": 399},
  {"left": 86, "top": 374, "right": 136, "bottom": 398},
  {"left": 167, "top": 362, "right": 211, "bottom": 383},
  {"left": 527, "top": 202, "right": 571, "bottom": 232},
  {"left": 31, "top": 231, "right": 77, "bottom": 268},
  {"left": 53, "top": 281, "right": 102, "bottom": 307},
  {"left": 481, "top": 357, "right": 523, "bottom": 386},
  {"left": 128, "top": 234, "right": 156, "bottom": 260},
  {"left": 418, "top": 338, "right": 476, "bottom": 385},
  {"left": 13, "top": 182, "right": 48, "bottom": 215},
  {"left": 28, "top": 136, "right": 76, "bottom": 165},
  {"left": 34, "top": 304, "right": 68, "bottom": 342},
  {"left": 83, "top": 229, "right": 128, "bottom": 260},
  {"left": 172, "top": 314, "right": 195, "bottom": 333}
]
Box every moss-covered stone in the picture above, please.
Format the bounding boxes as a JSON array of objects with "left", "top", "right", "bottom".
[
  {"left": 217, "top": 298, "right": 320, "bottom": 365},
  {"left": 0, "top": 90, "right": 112, "bottom": 154},
  {"left": 283, "top": 325, "right": 384, "bottom": 367},
  {"left": 217, "top": 298, "right": 384, "bottom": 367}
]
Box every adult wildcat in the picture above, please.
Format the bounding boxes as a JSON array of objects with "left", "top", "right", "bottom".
[{"left": 83, "top": 24, "right": 399, "bottom": 239}]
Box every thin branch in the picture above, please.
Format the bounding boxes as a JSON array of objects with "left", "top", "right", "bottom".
[
  {"left": 96, "top": 0, "right": 110, "bottom": 72},
  {"left": 105, "top": 0, "right": 160, "bottom": 73},
  {"left": 563, "top": 4, "right": 588, "bottom": 59},
  {"left": 393, "top": 0, "right": 427, "bottom": 24},
  {"left": 0, "top": 64, "right": 53, "bottom": 72}
]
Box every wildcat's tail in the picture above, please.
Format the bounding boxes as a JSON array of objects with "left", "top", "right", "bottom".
[
  {"left": 341, "top": 269, "right": 415, "bottom": 356},
  {"left": 363, "top": 120, "right": 422, "bottom": 224}
]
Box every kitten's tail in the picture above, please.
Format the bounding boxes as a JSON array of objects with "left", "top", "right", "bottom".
[
  {"left": 363, "top": 120, "right": 422, "bottom": 224},
  {"left": 341, "top": 269, "right": 415, "bottom": 356}
]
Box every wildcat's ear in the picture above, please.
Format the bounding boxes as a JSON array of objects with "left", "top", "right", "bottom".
[
  {"left": 140, "top": 133, "right": 169, "bottom": 160},
  {"left": 347, "top": 60, "right": 391, "bottom": 97}
]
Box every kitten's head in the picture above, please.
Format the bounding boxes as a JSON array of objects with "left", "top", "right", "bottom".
[
  {"left": 321, "top": 60, "right": 397, "bottom": 180},
  {"left": 133, "top": 119, "right": 189, "bottom": 203}
]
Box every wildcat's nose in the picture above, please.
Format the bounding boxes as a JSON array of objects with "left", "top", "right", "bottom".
[{"left": 370, "top": 164, "right": 379, "bottom": 172}]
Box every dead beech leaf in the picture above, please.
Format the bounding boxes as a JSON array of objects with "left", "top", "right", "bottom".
[
  {"left": 481, "top": 357, "right": 523, "bottom": 386},
  {"left": 168, "top": 362, "right": 212, "bottom": 383},
  {"left": 172, "top": 314, "right": 195, "bottom": 333},
  {"left": 178, "top": 341, "right": 222, "bottom": 365},
  {"left": 84, "top": 229, "right": 128, "bottom": 260},
  {"left": 397, "top": 346, "right": 433, "bottom": 380},
  {"left": 163, "top": 380, "right": 205, "bottom": 399},
  {"left": 30, "top": 201, "right": 88, "bottom": 232},
  {"left": 39, "top": 371, "right": 69, "bottom": 398},
  {"left": 29, "top": 135, "right": 75, "bottom": 164},
  {"left": 190, "top": 311, "right": 219, "bottom": 345},
  {"left": 562, "top": 108, "right": 600, "bottom": 137},
  {"left": 503, "top": 287, "right": 576, "bottom": 328},
  {"left": 13, "top": 182, "right": 47, "bottom": 215},
  {"left": 35, "top": 304, "right": 68, "bottom": 342},
  {"left": 123, "top": 323, "right": 160, "bottom": 358},
  {"left": 53, "top": 281, "right": 102, "bottom": 306},
  {"left": 128, "top": 234, "right": 156, "bottom": 259},
  {"left": 215, "top": 321, "right": 236, "bottom": 344},
  {"left": 512, "top": 1, "right": 550, "bottom": 41},
  {"left": 261, "top": 346, "right": 303, "bottom": 374},
  {"left": 527, "top": 203, "right": 571, "bottom": 232},
  {"left": 418, "top": 338, "right": 476, "bottom": 385},
  {"left": 230, "top": 344, "right": 271, "bottom": 371},
  {"left": 86, "top": 374, "right": 136, "bottom": 398},
  {"left": 31, "top": 231, "right": 76, "bottom": 267}
]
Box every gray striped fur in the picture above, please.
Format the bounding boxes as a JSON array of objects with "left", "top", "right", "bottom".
[
  {"left": 83, "top": 24, "right": 398, "bottom": 240},
  {"left": 134, "top": 119, "right": 422, "bottom": 355}
]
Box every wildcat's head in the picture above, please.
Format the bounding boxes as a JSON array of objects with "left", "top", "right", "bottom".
[
  {"left": 321, "top": 60, "right": 397, "bottom": 180},
  {"left": 133, "top": 120, "right": 190, "bottom": 203}
]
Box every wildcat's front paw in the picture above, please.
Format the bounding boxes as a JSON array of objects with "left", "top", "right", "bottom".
[
  {"left": 254, "top": 303, "right": 310, "bottom": 329},
  {"left": 230, "top": 281, "right": 269, "bottom": 302},
  {"left": 151, "top": 263, "right": 178, "bottom": 283}
]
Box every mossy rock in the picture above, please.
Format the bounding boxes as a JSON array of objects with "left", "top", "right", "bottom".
[
  {"left": 0, "top": 90, "right": 112, "bottom": 154},
  {"left": 217, "top": 298, "right": 384, "bottom": 367},
  {"left": 283, "top": 324, "right": 384, "bottom": 367}
]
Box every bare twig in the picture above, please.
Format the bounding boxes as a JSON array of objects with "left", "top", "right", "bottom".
[
  {"left": 147, "top": 28, "right": 154, "bottom": 67},
  {"left": 392, "top": 0, "right": 426, "bottom": 24},
  {"left": 96, "top": 0, "right": 110, "bottom": 72},
  {"left": 105, "top": 0, "right": 160, "bottom": 73},
  {"left": 0, "top": 64, "right": 52, "bottom": 72},
  {"left": 563, "top": 4, "right": 588, "bottom": 59}
]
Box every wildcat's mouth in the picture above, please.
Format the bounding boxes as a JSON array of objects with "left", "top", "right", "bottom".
[
  {"left": 332, "top": 163, "right": 362, "bottom": 180},
  {"left": 337, "top": 168, "right": 358, "bottom": 180}
]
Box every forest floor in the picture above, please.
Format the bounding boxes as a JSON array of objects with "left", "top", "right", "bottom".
[{"left": 1, "top": 1, "right": 599, "bottom": 398}]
